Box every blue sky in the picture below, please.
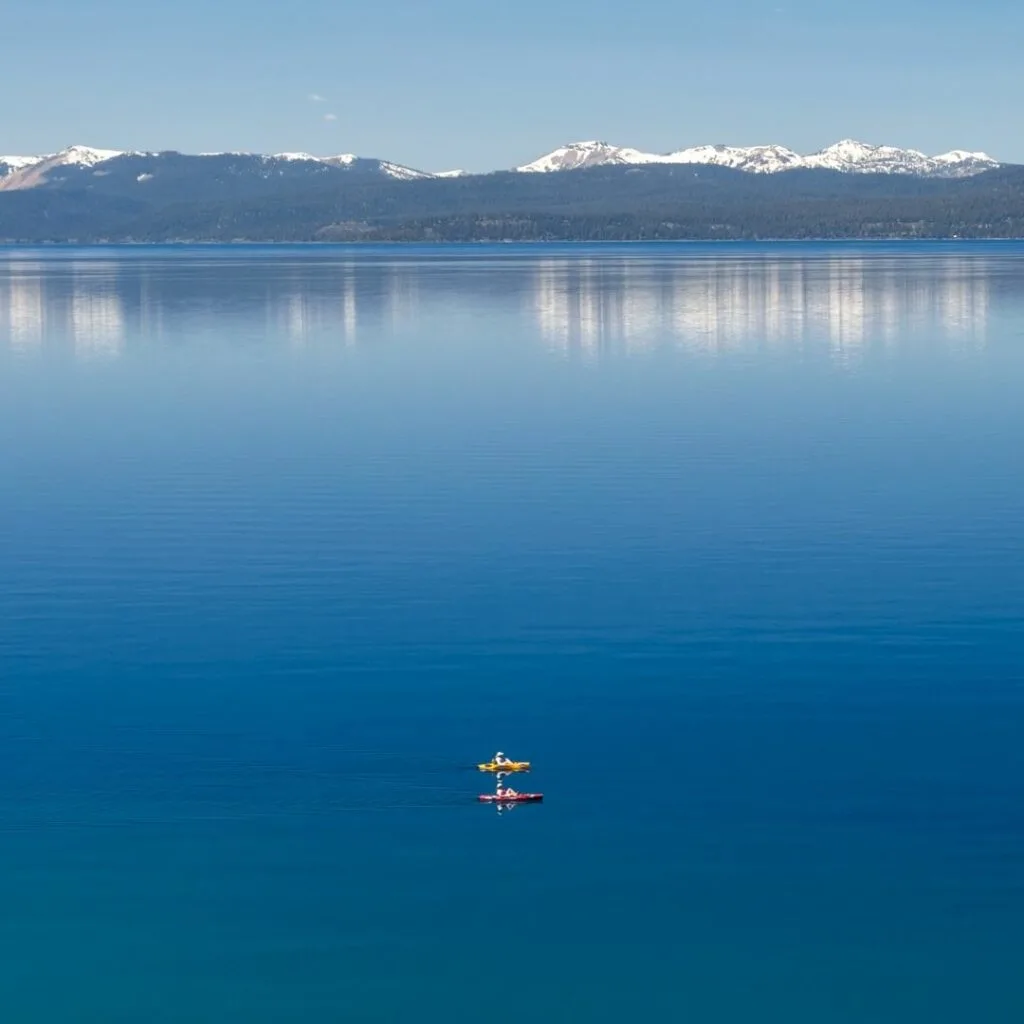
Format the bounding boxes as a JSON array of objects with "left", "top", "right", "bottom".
[{"left": 3, "top": 0, "right": 1022, "bottom": 170}]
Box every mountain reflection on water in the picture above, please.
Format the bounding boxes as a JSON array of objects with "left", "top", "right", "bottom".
[{"left": 1, "top": 243, "right": 1021, "bottom": 363}]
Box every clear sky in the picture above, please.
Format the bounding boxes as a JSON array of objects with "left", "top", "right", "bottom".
[{"left": 3, "top": 0, "right": 1022, "bottom": 171}]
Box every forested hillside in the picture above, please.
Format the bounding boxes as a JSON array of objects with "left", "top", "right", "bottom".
[{"left": 2, "top": 163, "right": 1023, "bottom": 241}]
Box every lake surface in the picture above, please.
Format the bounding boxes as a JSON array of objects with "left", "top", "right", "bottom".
[{"left": 1, "top": 242, "right": 1024, "bottom": 1022}]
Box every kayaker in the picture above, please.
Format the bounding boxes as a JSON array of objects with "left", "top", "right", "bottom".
[{"left": 493, "top": 751, "right": 509, "bottom": 765}]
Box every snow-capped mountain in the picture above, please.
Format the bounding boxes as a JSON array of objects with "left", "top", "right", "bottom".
[
  {"left": 50, "top": 144, "right": 131, "bottom": 167},
  {"left": 515, "top": 141, "right": 663, "bottom": 173},
  {"left": 2, "top": 145, "right": 130, "bottom": 171},
  {"left": 0, "top": 145, "right": 436, "bottom": 190},
  {"left": 515, "top": 139, "right": 999, "bottom": 178},
  {"left": 798, "top": 140, "right": 998, "bottom": 176},
  {"left": 0, "top": 145, "right": 144, "bottom": 190}
]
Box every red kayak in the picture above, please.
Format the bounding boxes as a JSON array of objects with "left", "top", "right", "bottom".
[{"left": 478, "top": 792, "right": 543, "bottom": 803}]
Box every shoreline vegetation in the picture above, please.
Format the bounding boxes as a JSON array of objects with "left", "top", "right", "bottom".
[{"left": 6, "top": 236, "right": 1024, "bottom": 246}]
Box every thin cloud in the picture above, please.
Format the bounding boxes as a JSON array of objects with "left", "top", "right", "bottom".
[
  {"left": 323, "top": 113, "right": 338, "bottom": 122},
  {"left": 308, "top": 93, "right": 327, "bottom": 103}
]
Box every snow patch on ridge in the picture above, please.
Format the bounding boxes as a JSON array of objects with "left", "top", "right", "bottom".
[
  {"left": 379, "top": 160, "right": 432, "bottom": 181},
  {"left": 0, "top": 154, "right": 42, "bottom": 172},
  {"left": 270, "top": 152, "right": 320, "bottom": 162}
]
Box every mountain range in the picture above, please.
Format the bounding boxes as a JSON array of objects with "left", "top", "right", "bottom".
[
  {"left": 0, "top": 145, "right": 441, "bottom": 193},
  {"left": 515, "top": 140, "right": 999, "bottom": 177},
  {"left": 0, "top": 139, "right": 1021, "bottom": 243},
  {"left": 0, "top": 138, "right": 1003, "bottom": 190}
]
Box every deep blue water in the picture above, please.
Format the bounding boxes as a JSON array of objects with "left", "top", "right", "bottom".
[{"left": 2, "top": 242, "right": 1024, "bottom": 1022}]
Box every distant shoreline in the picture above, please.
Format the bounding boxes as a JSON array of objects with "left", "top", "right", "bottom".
[{"left": 3, "top": 237, "right": 1024, "bottom": 247}]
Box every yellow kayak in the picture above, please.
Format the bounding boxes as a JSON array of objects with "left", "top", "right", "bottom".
[{"left": 477, "top": 761, "right": 531, "bottom": 773}]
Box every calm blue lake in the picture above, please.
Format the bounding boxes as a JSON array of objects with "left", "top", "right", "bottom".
[{"left": 1, "top": 242, "right": 1024, "bottom": 1022}]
